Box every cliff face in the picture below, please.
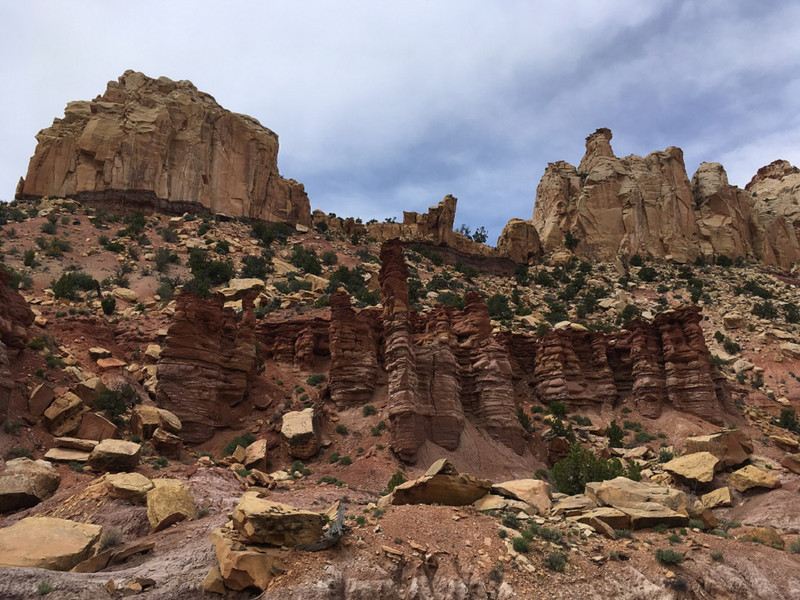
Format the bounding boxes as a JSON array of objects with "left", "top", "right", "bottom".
[
  {"left": 155, "top": 292, "right": 257, "bottom": 443},
  {"left": 0, "top": 272, "right": 34, "bottom": 423},
  {"left": 17, "top": 70, "right": 311, "bottom": 226},
  {"left": 527, "top": 129, "right": 800, "bottom": 268}
]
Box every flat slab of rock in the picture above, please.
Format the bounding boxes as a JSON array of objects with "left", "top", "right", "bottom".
[
  {"left": 473, "top": 494, "right": 530, "bottom": 513},
  {"left": 729, "top": 465, "right": 781, "bottom": 492},
  {"left": 0, "top": 458, "right": 61, "bottom": 512},
  {"left": 243, "top": 439, "right": 268, "bottom": 471},
  {"left": 29, "top": 383, "right": 55, "bottom": 416},
  {"left": 280, "top": 408, "right": 321, "bottom": 459},
  {"left": 383, "top": 460, "right": 492, "bottom": 507},
  {"left": 43, "top": 392, "right": 86, "bottom": 437},
  {"left": 701, "top": 486, "right": 733, "bottom": 508},
  {"left": 491, "top": 479, "right": 551, "bottom": 515},
  {"left": 146, "top": 479, "right": 196, "bottom": 531},
  {"left": 781, "top": 453, "right": 800, "bottom": 474},
  {"left": 88, "top": 439, "right": 141, "bottom": 472},
  {"left": 210, "top": 527, "right": 288, "bottom": 591},
  {"left": 684, "top": 430, "right": 753, "bottom": 468},
  {"left": 663, "top": 452, "right": 719, "bottom": 483},
  {"left": 97, "top": 357, "right": 127, "bottom": 370},
  {"left": 74, "top": 377, "right": 107, "bottom": 406},
  {"left": 231, "top": 492, "right": 323, "bottom": 547},
  {"left": 552, "top": 494, "right": 597, "bottom": 517},
  {"left": 76, "top": 412, "right": 118, "bottom": 441},
  {"left": 571, "top": 506, "right": 630, "bottom": 533},
  {"left": 106, "top": 472, "right": 154, "bottom": 504},
  {"left": 44, "top": 447, "right": 91, "bottom": 462},
  {"left": 54, "top": 436, "right": 99, "bottom": 451},
  {"left": 585, "top": 477, "right": 688, "bottom": 513},
  {"left": 0, "top": 516, "right": 102, "bottom": 570},
  {"left": 620, "top": 503, "right": 689, "bottom": 529}
]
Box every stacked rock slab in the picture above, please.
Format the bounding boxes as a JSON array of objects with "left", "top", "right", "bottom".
[
  {"left": 156, "top": 292, "right": 257, "bottom": 443},
  {"left": 0, "top": 517, "right": 102, "bottom": 570},
  {"left": 17, "top": 70, "right": 311, "bottom": 226}
]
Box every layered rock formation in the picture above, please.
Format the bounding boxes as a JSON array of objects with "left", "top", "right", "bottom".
[
  {"left": 496, "top": 218, "right": 542, "bottom": 264},
  {"left": 17, "top": 70, "right": 310, "bottom": 226},
  {"left": 0, "top": 271, "right": 34, "bottom": 423},
  {"left": 379, "top": 240, "right": 526, "bottom": 462},
  {"left": 525, "top": 129, "right": 800, "bottom": 267},
  {"left": 156, "top": 292, "right": 257, "bottom": 443}
]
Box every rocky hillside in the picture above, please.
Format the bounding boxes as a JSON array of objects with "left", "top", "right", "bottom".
[
  {"left": 16, "top": 71, "right": 311, "bottom": 227},
  {"left": 502, "top": 128, "right": 800, "bottom": 268}
]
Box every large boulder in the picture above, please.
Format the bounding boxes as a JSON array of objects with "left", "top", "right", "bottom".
[
  {"left": 231, "top": 492, "right": 323, "bottom": 547},
  {"left": 663, "top": 452, "right": 719, "bottom": 483},
  {"left": 729, "top": 465, "right": 781, "bottom": 492},
  {"left": 210, "top": 527, "right": 288, "bottom": 591},
  {"left": 243, "top": 439, "right": 268, "bottom": 471},
  {"left": 701, "top": 487, "right": 733, "bottom": 508},
  {"left": 280, "top": 408, "right": 321, "bottom": 459},
  {"left": 17, "top": 70, "right": 311, "bottom": 227},
  {"left": 105, "top": 472, "right": 154, "bottom": 504},
  {"left": 381, "top": 459, "right": 492, "bottom": 507},
  {"left": 684, "top": 430, "right": 753, "bottom": 468},
  {"left": 146, "top": 479, "right": 196, "bottom": 531},
  {"left": 585, "top": 477, "right": 688, "bottom": 513},
  {"left": 28, "top": 383, "right": 55, "bottom": 417},
  {"left": 491, "top": 479, "right": 551, "bottom": 516},
  {"left": 43, "top": 392, "right": 87, "bottom": 437},
  {"left": 0, "top": 516, "right": 102, "bottom": 570},
  {"left": 88, "top": 439, "right": 141, "bottom": 472},
  {"left": 0, "top": 458, "right": 61, "bottom": 512},
  {"left": 76, "top": 412, "right": 118, "bottom": 441}
]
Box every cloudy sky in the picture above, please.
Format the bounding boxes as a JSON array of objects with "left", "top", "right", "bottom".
[{"left": 2, "top": 1, "right": 798, "bottom": 243}]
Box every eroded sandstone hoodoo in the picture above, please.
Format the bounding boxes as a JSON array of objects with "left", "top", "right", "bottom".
[
  {"left": 17, "top": 70, "right": 311, "bottom": 226},
  {"left": 156, "top": 292, "right": 257, "bottom": 443}
]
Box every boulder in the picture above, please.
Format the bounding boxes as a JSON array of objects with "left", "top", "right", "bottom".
[
  {"left": 151, "top": 427, "right": 182, "bottom": 459},
  {"left": 243, "top": 439, "right": 268, "bottom": 471},
  {"left": 0, "top": 458, "right": 61, "bottom": 512},
  {"left": 54, "top": 436, "right": 98, "bottom": 451},
  {"left": 491, "top": 479, "right": 551, "bottom": 516},
  {"left": 210, "top": 527, "right": 288, "bottom": 591},
  {"left": 97, "top": 357, "right": 127, "bottom": 370},
  {"left": 112, "top": 288, "right": 139, "bottom": 303},
  {"left": 43, "top": 392, "right": 87, "bottom": 436},
  {"left": 723, "top": 312, "right": 745, "bottom": 330},
  {"left": 571, "top": 507, "right": 630, "bottom": 532},
  {"left": 701, "top": 487, "right": 733, "bottom": 508},
  {"left": 144, "top": 344, "right": 162, "bottom": 361},
  {"left": 780, "top": 453, "right": 800, "bottom": 474},
  {"left": 745, "top": 525, "right": 785, "bottom": 549},
  {"left": 684, "top": 430, "right": 753, "bottom": 468},
  {"left": 585, "top": 477, "right": 688, "bottom": 513},
  {"left": 28, "top": 383, "right": 55, "bottom": 416},
  {"left": 231, "top": 492, "right": 323, "bottom": 547},
  {"left": 0, "top": 516, "right": 102, "bottom": 570},
  {"left": 280, "top": 408, "right": 321, "bottom": 459},
  {"left": 729, "top": 465, "right": 781, "bottom": 492},
  {"left": 89, "top": 347, "right": 112, "bottom": 360},
  {"left": 382, "top": 459, "right": 492, "bottom": 507},
  {"left": 780, "top": 342, "right": 800, "bottom": 359},
  {"left": 621, "top": 504, "right": 689, "bottom": 530},
  {"left": 44, "top": 448, "right": 91, "bottom": 462},
  {"left": 157, "top": 408, "right": 182, "bottom": 433},
  {"left": 473, "top": 494, "right": 530, "bottom": 513},
  {"left": 663, "top": 452, "right": 719, "bottom": 483},
  {"left": 203, "top": 567, "right": 227, "bottom": 594},
  {"left": 76, "top": 412, "right": 118, "bottom": 441},
  {"left": 146, "top": 479, "right": 196, "bottom": 531},
  {"left": 551, "top": 494, "right": 597, "bottom": 517},
  {"left": 131, "top": 405, "right": 161, "bottom": 439},
  {"left": 88, "top": 439, "right": 142, "bottom": 472},
  {"left": 105, "top": 472, "right": 154, "bottom": 504}
]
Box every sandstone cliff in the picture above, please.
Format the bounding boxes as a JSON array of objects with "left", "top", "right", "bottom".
[
  {"left": 156, "top": 292, "right": 257, "bottom": 443},
  {"left": 0, "top": 271, "right": 34, "bottom": 423},
  {"left": 526, "top": 129, "right": 800, "bottom": 268},
  {"left": 17, "top": 71, "right": 311, "bottom": 226}
]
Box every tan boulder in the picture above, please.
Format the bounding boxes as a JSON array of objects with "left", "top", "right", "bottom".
[
  {"left": 780, "top": 453, "right": 800, "bottom": 474},
  {"left": 0, "top": 458, "right": 61, "bottom": 512},
  {"left": 491, "top": 479, "right": 551, "bottom": 515},
  {"left": 144, "top": 344, "right": 162, "bottom": 361},
  {"left": 0, "top": 516, "right": 102, "bottom": 570},
  {"left": 152, "top": 427, "right": 182, "bottom": 459},
  {"left": 745, "top": 525, "right": 785, "bottom": 549},
  {"left": 551, "top": 494, "right": 597, "bottom": 517},
  {"left": 54, "top": 436, "right": 98, "bottom": 451},
  {"left": 157, "top": 408, "right": 182, "bottom": 433},
  {"left": 203, "top": 567, "right": 227, "bottom": 594},
  {"left": 89, "top": 347, "right": 112, "bottom": 359},
  {"left": 73, "top": 377, "right": 107, "bottom": 407},
  {"left": 621, "top": 503, "right": 689, "bottom": 530},
  {"left": 663, "top": 452, "right": 719, "bottom": 483},
  {"left": 571, "top": 507, "right": 630, "bottom": 533},
  {"left": 28, "top": 383, "right": 55, "bottom": 416},
  {"left": 687, "top": 498, "right": 719, "bottom": 528},
  {"left": 44, "top": 448, "right": 91, "bottom": 462},
  {"left": 280, "top": 408, "right": 320, "bottom": 459},
  {"left": 105, "top": 472, "right": 154, "bottom": 504},
  {"left": 131, "top": 405, "right": 161, "bottom": 439},
  {"left": 243, "top": 439, "right": 268, "bottom": 471},
  {"left": 76, "top": 412, "right": 118, "bottom": 441},
  {"left": 97, "top": 357, "right": 126, "bottom": 370},
  {"left": 43, "top": 392, "right": 87, "bottom": 436},
  {"left": 496, "top": 218, "right": 542, "bottom": 264},
  {"left": 769, "top": 435, "right": 800, "bottom": 452},
  {"left": 729, "top": 465, "right": 781, "bottom": 492},
  {"left": 780, "top": 342, "right": 800, "bottom": 359},
  {"left": 585, "top": 477, "right": 688, "bottom": 513},
  {"left": 701, "top": 487, "right": 733, "bottom": 508},
  {"left": 88, "top": 439, "right": 141, "bottom": 472},
  {"left": 684, "top": 430, "right": 753, "bottom": 468},
  {"left": 382, "top": 459, "right": 492, "bottom": 507},
  {"left": 473, "top": 494, "right": 530, "bottom": 513},
  {"left": 146, "top": 479, "right": 196, "bottom": 531},
  {"left": 723, "top": 312, "right": 745, "bottom": 330},
  {"left": 210, "top": 527, "right": 288, "bottom": 591},
  {"left": 231, "top": 492, "right": 323, "bottom": 547},
  {"left": 112, "top": 288, "right": 139, "bottom": 303}
]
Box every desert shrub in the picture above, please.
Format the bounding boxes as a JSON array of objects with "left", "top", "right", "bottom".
[
  {"left": 335, "top": 424, "right": 349, "bottom": 436},
  {"left": 306, "top": 374, "right": 326, "bottom": 387},
  {"left": 385, "top": 469, "right": 406, "bottom": 493},
  {"left": 638, "top": 266, "right": 657, "bottom": 282},
  {"left": 658, "top": 448, "right": 674, "bottom": 463},
  {"left": 543, "top": 551, "right": 567, "bottom": 572},
  {"left": 487, "top": 294, "right": 513, "bottom": 320},
  {"left": 437, "top": 291, "right": 465, "bottom": 310},
  {"left": 564, "top": 231, "right": 578, "bottom": 250},
  {"left": 214, "top": 240, "right": 230, "bottom": 255},
  {"left": 550, "top": 444, "right": 641, "bottom": 495},
  {"left": 517, "top": 407, "right": 532, "bottom": 432},
  {"left": 327, "top": 265, "right": 367, "bottom": 295},
  {"left": 155, "top": 247, "right": 180, "bottom": 272},
  {"left": 619, "top": 304, "right": 641, "bottom": 323},
  {"left": 737, "top": 279, "right": 774, "bottom": 299},
  {"left": 512, "top": 537, "right": 530, "bottom": 553},
  {"left": 36, "top": 580, "right": 53, "bottom": 596},
  {"left": 687, "top": 519, "right": 705, "bottom": 530},
  {"left": 222, "top": 433, "right": 255, "bottom": 457},
  {"left": 722, "top": 338, "right": 741, "bottom": 354},
  {"left": 752, "top": 300, "right": 778, "bottom": 319},
  {"left": 289, "top": 244, "right": 322, "bottom": 275},
  {"left": 40, "top": 220, "right": 57, "bottom": 235},
  {"left": 51, "top": 270, "right": 98, "bottom": 300},
  {"left": 338, "top": 455, "right": 352, "bottom": 466},
  {"left": 5, "top": 446, "right": 33, "bottom": 460},
  {"left": 789, "top": 539, "right": 800, "bottom": 553},
  {"left": 710, "top": 551, "right": 724, "bottom": 561},
  {"left": 614, "top": 529, "right": 632, "bottom": 539},
  {"left": 23, "top": 249, "right": 37, "bottom": 267},
  {"left": 548, "top": 401, "right": 567, "bottom": 418},
  {"left": 240, "top": 254, "right": 271, "bottom": 279},
  {"left": 635, "top": 431, "right": 656, "bottom": 443},
  {"left": 98, "top": 527, "right": 122, "bottom": 552},
  {"left": 785, "top": 303, "right": 800, "bottom": 324},
  {"left": 96, "top": 389, "right": 127, "bottom": 418},
  {"left": 655, "top": 548, "right": 684, "bottom": 565},
  {"left": 777, "top": 408, "right": 800, "bottom": 434},
  {"left": 362, "top": 404, "right": 377, "bottom": 417},
  {"left": 629, "top": 254, "right": 643, "bottom": 267},
  {"left": 101, "top": 295, "right": 116, "bottom": 315},
  {"left": 188, "top": 248, "right": 234, "bottom": 285},
  {"left": 159, "top": 227, "right": 179, "bottom": 242}
]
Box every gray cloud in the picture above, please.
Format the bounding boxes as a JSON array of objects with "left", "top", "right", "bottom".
[{"left": 2, "top": 1, "right": 799, "bottom": 243}]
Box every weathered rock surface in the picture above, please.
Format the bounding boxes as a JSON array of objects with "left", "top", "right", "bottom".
[
  {"left": 701, "top": 486, "right": 732, "bottom": 508},
  {"left": 157, "top": 292, "right": 257, "bottom": 443},
  {"left": 0, "top": 516, "right": 102, "bottom": 570},
  {"left": 491, "top": 479, "right": 551, "bottom": 515},
  {"left": 105, "top": 472, "right": 154, "bottom": 503},
  {"left": 28, "top": 383, "right": 55, "bottom": 417},
  {"left": 781, "top": 453, "right": 800, "bottom": 474},
  {"left": 18, "top": 70, "right": 311, "bottom": 226},
  {"left": 663, "top": 452, "right": 719, "bottom": 483},
  {"left": 729, "top": 465, "right": 781, "bottom": 492},
  {"left": 523, "top": 129, "right": 800, "bottom": 267},
  {"left": 496, "top": 218, "right": 542, "bottom": 264},
  {"left": 0, "top": 271, "right": 33, "bottom": 424},
  {"left": 146, "top": 479, "right": 196, "bottom": 531},
  {"left": 76, "top": 412, "right": 118, "bottom": 441},
  {"left": 88, "top": 439, "right": 141, "bottom": 472},
  {"left": 381, "top": 459, "right": 492, "bottom": 507},
  {"left": 43, "top": 392, "right": 87, "bottom": 437},
  {"left": 0, "top": 458, "right": 61, "bottom": 512},
  {"left": 210, "top": 527, "right": 288, "bottom": 591},
  {"left": 280, "top": 408, "right": 321, "bottom": 459},
  {"left": 231, "top": 492, "right": 324, "bottom": 547},
  {"left": 684, "top": 430, "right": 753, "bottom": 468}
]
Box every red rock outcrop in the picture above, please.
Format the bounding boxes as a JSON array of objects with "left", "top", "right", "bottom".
[
  {"left": 496, "top": 218, "right": 542, "bottom": 264},
  {"left": 17, "top": 71, "right": 310, "bottom": 226},
  {"left": 504, "top": 306, "right": 731, "bottom": 424},
  {"left": 0, "top": 272, "right": 34, "bottom": 423},
  {"left": 380, "top": 240, "right": 525, "bottom": 463},
  {"left": 256, "top": 317, "right": 331, "bottom": 365},
  {"left": 524, "top": 129, "right": 800, "bottom": 268},
  {"left": 156, "top": 292, "right": 257, "bottom": 443},
  {"left": 328, "top": 291, "right": 381, "bottom": 407}
]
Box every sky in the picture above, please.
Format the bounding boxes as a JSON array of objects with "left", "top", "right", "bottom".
[{"left": 2, "top": 1, "right": 799, "bottom": 244}]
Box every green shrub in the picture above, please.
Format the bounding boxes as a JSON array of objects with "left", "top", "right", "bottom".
[
  {"left": 362, "top": 404, "right": 377, "bottom": 417},
  {"left": 687, "top": 519, "right": 705, "bottom": 530},
  {"left": 789, "top": 539, "right": 800, "bottom": 553},
  {"left": 777, "top": 408, "right": 800, "bottom": 434},
  {"left": 606, "top": 420, "right": 625, "bottom": 448},
  {"left": 385, "top": 469, "right": 406, "bottom": 493},
  {"left": 5, "top": 446, "right": 33, "bottom": 460},
  {"left": 564, "top": 231, "right": 578, "bottom": 250},
  {"left": 550, "top": 444, "right": 641, "bottom": 495},
  {"left": 36, "top": 580, "right": 53, "bottom": 596},
  {"left": 658, "top": 448, "right": 674, "bottom": 463},
  {"left": 289, "top": 244, "right": 322, "bottom": 275},
  {"left": 544, "top": 551, "right": 567, "bottom": 572},
  {"left": 321, "top": 250, "right": 338, "bottom": 266},
  {"left": 548, "top": 401, "right": 567, "bottom": 418},
  {"left": 223, "top": 433, "right": 255, "bottom": 457},
  {"left": 338, "top": 455, "right": 352, "bottom": 466},
  {"left": 752, "top": 300, "right": 779, "bottom": 319},
  {"left": 101, "top": 295, "right": 116, "bottom": 315},
  {"left": 23, "top": 249, "right": 37, "bottom": 267},
  {"left": 710, "top": 551, "right": 723, "bottom": 561},
  {"left": 155, "top": 247, "right": 180, "bottom": 272},
  {"left": 328, "top": 452, "right": 340, "bottom": 464},
  {"left": 96, "top": 389, "right": 128, "bottom": 418},
  {"left": 335, "top": 424, "right": 349, "bottom": 436},
  {"left": 51, "top": 270, "right": 99, "bottom": 300},
  {"left": 668, "top": 533, "right": 682, "bottom": 544},
  {"left": 638, "top": 266, "right": 657, "bottom": 282},
  {"left": 655, "top": 548, "right": 684, "bottom": 565},
  {"left": 188, "top": 248, "right": 234, "bottom": 286},
  {"left": 512, "top": 537, "right": 530, "bottom": 553},
  {"left": 240, "top": 254, "right": 271, "bottom": 279},
  {"left": 614, "top": 529, "right": 632, "bottom": 539}
]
